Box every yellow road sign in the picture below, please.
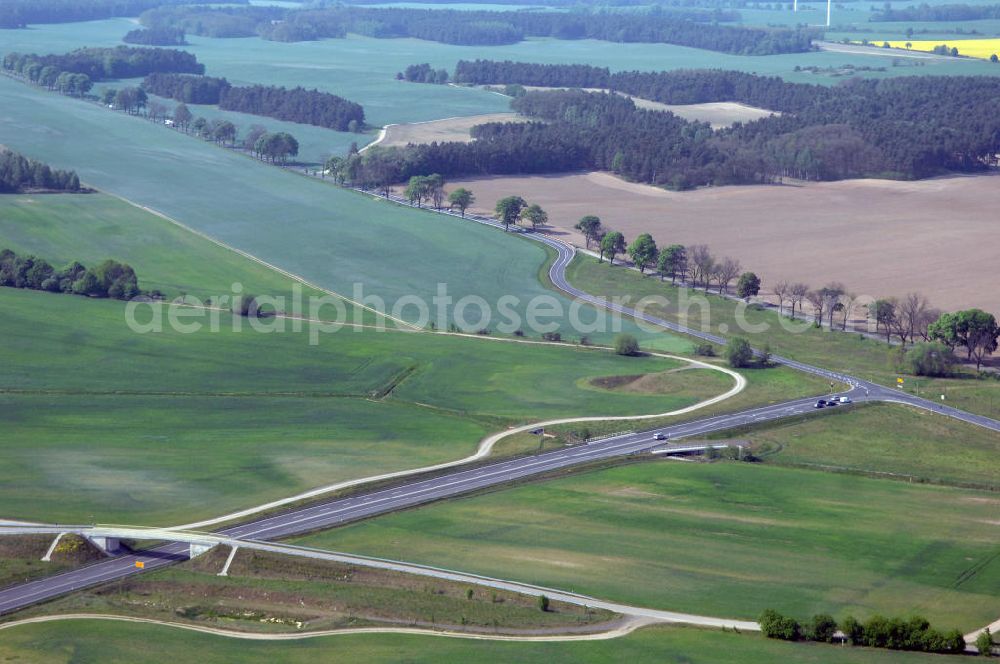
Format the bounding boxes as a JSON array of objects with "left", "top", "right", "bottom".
[
  {"left": 135, "top": 561, "right": 145, "bottom": 569},
  {"left": 897, "top": 377, "right": 904, "bottom": 384}
]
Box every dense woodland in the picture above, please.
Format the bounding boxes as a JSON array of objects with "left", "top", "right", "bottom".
[
  {"left": 2, "top": 47, "right": 204, "bottom": 82},
  {"left": 140, "top": 5, "right": 280, "bottom": 38},
  {"left": 142, "top": 73, "right": 231, "bottom": 104},
  {"left": 144, "top": 75, "right": 364, "bottom": 131},
  {"left": 381, "top": 61, "right": 1000, "bottom": 186},
  {"left": 140, "top": 5, "right": 814, "bottom": 54},
  {"left": 0, "top": 149, "right": 81, "bottom": 194},
  {"left": 219, "top": 85, "right": 365, "bottom": 132},
  {"left": 0, "top": 0, "right": 223, "bottom": 29},
  {"left": 870, "top": 3, "right": 1000, "bottom": 21},
  {"left": 123, "top": 27, "right": 187, "bottom": 46},
  {"left": 454, "top": 60, "right": 827, "bottom": 111},
  {"left": 144, "top": 76, "right": 364, "bottom": 132}
]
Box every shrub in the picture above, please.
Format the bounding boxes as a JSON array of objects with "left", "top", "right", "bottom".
[
  {"left": 905, "top": 341, "right": 957, "bottom": 377},
  {"left": 725, "top": 337, "right": 754, "bottom": 368},
  {"left": 976, "top": 627, "right": 994, "bottom": 656},
  {"left": 806, "top": 613, "right": 838, "bottom": 642},
  {"left": 537, "top": 594, "right": 550, "bottom": 612},
  {"left": 841, "top": 615, "right": 864, "bottom": 645},
  {"left": 614, "top": 333, "right": 640, "bottom": 356},
  {"left": 759, "top": 609, "right": 801, "bottom": 641},
  {"left": 694, "top": 342, "right": 715, "bottom": 357}
]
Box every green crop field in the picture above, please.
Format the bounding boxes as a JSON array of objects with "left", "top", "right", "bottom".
[
  {"left": 0, "top": 621, "right": 970, "bottom": 664},
  {"left": 0, "top": 286, "right": 730, "bottom": 524},
  {"left": 725, "top": 402, "right": 1000, "bottom": 489},
  {"left": 0, "top": 75, "right": 680, "bottom": 346},
  {"left": 299, "top": 462, "right": 1000, "bottom": 630},
  {"left": 566, "top": 255, "right": 1000, "bottom": 418},
  {"left": 0, "top": 193, "right": 328, "bottom": 301}
]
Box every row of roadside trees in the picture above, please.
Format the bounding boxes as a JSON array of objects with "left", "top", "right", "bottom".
[
  {"left": 572, "top": 213, "right": 998, "bottom": 374},
  {"left": 101, "top": 93, "right": 300, "bottom": 164},
  {"left": 573, "top": 215, "right": 761, "bottom": 299},
  {"left": 759, "top": 608, "right": 972, "bottom": 655}
]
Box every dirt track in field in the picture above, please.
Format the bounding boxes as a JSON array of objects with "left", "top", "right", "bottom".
[
  {"left": 446, "top": 171, "right": 1000, "bottom": 312},
  {"left": 516, "top": 87, "right": 778, "bottom": 128},
  {"left": 380, "top": 113, "right": 525, "bottom": 147}
]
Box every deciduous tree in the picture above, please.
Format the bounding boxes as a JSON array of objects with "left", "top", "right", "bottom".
[
  {"left": 600, "top": 231, "right": 626, "bottom": 266},
  {"left": 574, "top": 215, "right": 602, "bottom": 249},
  {"left": 494, "top": 195, "right": 527, "bottom": 230},
  {"left": 448, "top": 187, "right": 474, "bottom": 217},
  {"left": 627, "top": 233, "right": 657, "bottom": 274}
]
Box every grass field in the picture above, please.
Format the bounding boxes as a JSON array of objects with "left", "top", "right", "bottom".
[
  {"left": 0, "top": 286, "right": 729, "bottom": 524},
  {"left": 0, "top": 193, "right": 329, "bottom": 301},
  {"left": 14, "top": 546, "right": 613, "bottom": 633},
  {"left": 0, "top": 621, "right": 972, "bottom": 664},
  {"left": 517, "top": 364, "right": 835, "bottom": 455},
  {"left": 299, "top": 462, "right": 1000, "bottom": 630},
  {"left": 565, "top": 254, "right": 1000, "bottom": 418},
  {"left": 725, "top": 402, "right": 1000, "bottom": 489},
  {"left": 0, "top": 74, "right": 676, "bottom": 346}
]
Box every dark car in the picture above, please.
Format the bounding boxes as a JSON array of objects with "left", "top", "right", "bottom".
[{"left": 814, "top": 401, "right": 826, "bottom": 408}]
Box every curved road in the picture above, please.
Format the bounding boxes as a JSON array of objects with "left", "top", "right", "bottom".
[{"left": 1, "top": 191, "right": 999, "bottom": 616}]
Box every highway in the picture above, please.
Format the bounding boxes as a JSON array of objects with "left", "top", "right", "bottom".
[
  {"left": 1, "top": 191, "right": 998, "bottom": 616},
  {"left": 0, "top": 396, "right": 861, "bottom": 615}
]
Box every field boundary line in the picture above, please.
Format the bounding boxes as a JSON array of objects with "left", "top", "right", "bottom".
[{"left": 104, "top": 192, "right": 420, "bottom": 331}]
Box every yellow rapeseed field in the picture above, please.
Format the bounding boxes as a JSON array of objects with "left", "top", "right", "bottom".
[{"left": 865, "top": 38, "right": 1000, "bottom": 60}]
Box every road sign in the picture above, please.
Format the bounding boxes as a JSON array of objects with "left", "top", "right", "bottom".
[
  {"left": 135, "top": 561, "right": 145, "bottom": 569},
  {"left": 897, "top": 377, "right": 904, "bottom": 385}
]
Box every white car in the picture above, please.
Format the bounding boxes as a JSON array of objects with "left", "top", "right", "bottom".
[
  {"left": 653, "top": 432, "right": 668, "bottom": 441},
  {"left": 839, "top": 396, "right": 852, "bottom": 404}
]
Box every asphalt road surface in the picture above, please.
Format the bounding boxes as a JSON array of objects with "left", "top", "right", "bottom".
[{"left": 1, "top": 193, "right": 998, "bottom": 615}]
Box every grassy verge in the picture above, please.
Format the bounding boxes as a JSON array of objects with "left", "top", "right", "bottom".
[
  {"left": 716, "top": 402, "right": 1000, "bottom": 490},
  {"left": 0, "top": 619, "right": 973, "bottom": 663},
  {"left": 490, "top": 363, "right": 834, "bottom": 455},
  {"left": 566, "top": 254, "right": 1000, "bottom": 417},
  {"left": 10, "top": 547, "right": 614, "bottom": 634},
  {"left": 297, "top": 462, "right": 1000, "bottom": 630},
  {"left": 0, "top": 536, "right": 103, "bottom": 590}
]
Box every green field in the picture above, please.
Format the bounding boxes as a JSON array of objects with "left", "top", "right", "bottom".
[
  {"left": 0, "top": 286, "right": 730, "bottom": 524},
  {"left": 0, "top": 614, "right": 974, "bottom": 664},
  {"left": 566, "top": 255, "right": 1000, "bottom": 418},
  {"left": 16, "top": 546, "right": 613, "bottom": 633},
  {"left": 727, "top": 402, "right": 1000, "bottom": 489},
  {"left": 0, "top": 193, "right": 327, "bottom": 301},
  {"left": 0, "top": 75, "right": 678, "bottom": 346},
  {"left": 299, "top": 462, "right": 1000, "bottom": 630}
]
